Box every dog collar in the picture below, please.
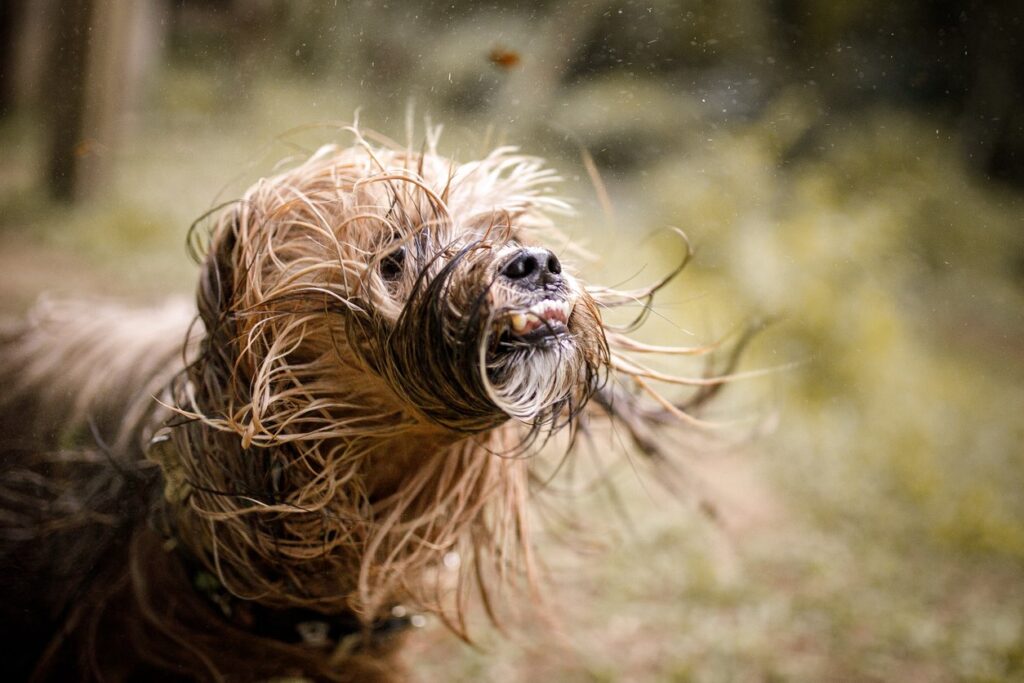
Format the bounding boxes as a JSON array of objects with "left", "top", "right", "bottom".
[{"left": 189, "top": 564, "right": 422, "bottom": 650}]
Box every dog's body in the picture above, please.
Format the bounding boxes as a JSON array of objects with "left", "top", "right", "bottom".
[{"left": 0, "top": 132, "right": 721, "bottom": 681}]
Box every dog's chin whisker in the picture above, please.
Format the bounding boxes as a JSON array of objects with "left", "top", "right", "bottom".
[{"left": 0, "top": 126, "right": 732, "bottom": 680}]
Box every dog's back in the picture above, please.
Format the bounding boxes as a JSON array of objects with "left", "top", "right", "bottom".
[
  {"left": 0, "top": 299, "right": 194, "bottom": 680},
  {"left": 0, "top": 298, "right": 197, "bottom": 450}
]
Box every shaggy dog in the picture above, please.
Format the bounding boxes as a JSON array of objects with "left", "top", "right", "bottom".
[{"left": 0, "top": 129, "right": 735, "bottom": 681}]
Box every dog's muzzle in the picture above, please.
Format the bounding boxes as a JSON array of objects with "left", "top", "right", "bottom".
[{"left": 496, "top": 248, "right": 576, "bottom": 344}]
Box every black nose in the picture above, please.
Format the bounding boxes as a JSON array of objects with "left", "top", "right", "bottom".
[{"left": 501, "top": 248, "right": 562, "bottom": 287}]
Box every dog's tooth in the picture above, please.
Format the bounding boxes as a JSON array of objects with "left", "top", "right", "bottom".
[{"left": 511, "top": 313, "right": 528, "bottom": 332}]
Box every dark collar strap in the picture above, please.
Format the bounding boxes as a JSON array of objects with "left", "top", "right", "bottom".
[{"left": 190, "top": 566, "right": 417, "bottom": 649}]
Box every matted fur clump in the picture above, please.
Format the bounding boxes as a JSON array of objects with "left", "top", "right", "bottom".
[{"left": 0, "top": 127, "right": 740, "bottom": 681}]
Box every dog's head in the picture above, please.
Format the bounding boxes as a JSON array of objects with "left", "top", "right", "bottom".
[{"left": 197, "top": 140, "right": 607, "bottom": 443}]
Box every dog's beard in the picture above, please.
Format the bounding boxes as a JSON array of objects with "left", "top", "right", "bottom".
[
  {"left": 483, "top": 278, "right": 607, "bottom": 429},
  {"left": 486, "top": 336, "right": 589, "bottom": 423}
]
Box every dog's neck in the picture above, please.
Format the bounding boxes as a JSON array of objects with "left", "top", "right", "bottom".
[
  {"left": 155, "top": 374, "right": 528, "bottom": 620},
  {"left": 359, "top": 423, "right": 468, "bottom": 498}
]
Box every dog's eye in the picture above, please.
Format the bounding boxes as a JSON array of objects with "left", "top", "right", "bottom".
[{"left": 380, "top": 246, "right": 406, "bottom": 281}]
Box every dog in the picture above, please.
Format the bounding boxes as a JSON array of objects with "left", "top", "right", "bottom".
[{"left": 0, "top": 128, "right": 733, "bottom": 681}]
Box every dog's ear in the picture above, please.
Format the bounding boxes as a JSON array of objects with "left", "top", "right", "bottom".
[{"left": 197, "top": 207, "right": 239, "bottom": 333}]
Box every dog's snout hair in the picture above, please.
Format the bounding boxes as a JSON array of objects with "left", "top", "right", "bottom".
[{"left": 0, "top": 128, "right": 735, "bottom": 681}]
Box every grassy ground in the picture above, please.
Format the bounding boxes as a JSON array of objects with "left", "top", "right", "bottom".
[{"left": 2, "top": 66, "right": 1023, "bottom": 681}]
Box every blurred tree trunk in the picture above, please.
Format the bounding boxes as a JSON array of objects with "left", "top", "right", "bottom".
[
  {"left": 8, "top": 0, "right": 58, "bottom": 113},
  {"left": 0, "top": 0, "right": 29, "bottom": 116},
  {"left": 46, "top": 0, "right": 146, "bottom": 203},
  {"left": 960, "top": 0, "right": 1024, "bottom": 185},
  {"left": 46, "top": 0, "right": 95, "bottom": 202}
]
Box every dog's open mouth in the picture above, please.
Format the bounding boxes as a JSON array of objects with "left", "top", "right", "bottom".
[{"left": 497, "top": 296, "right": 576, "bottom": 345}]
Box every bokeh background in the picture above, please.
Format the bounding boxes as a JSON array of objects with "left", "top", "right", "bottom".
[{"left": 2, "top": 1, "right": 1023, "bottom": 681}]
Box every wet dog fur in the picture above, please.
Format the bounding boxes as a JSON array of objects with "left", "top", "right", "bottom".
[{"left": 0, "top": 128, "right": 734, "bottom": 681}]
